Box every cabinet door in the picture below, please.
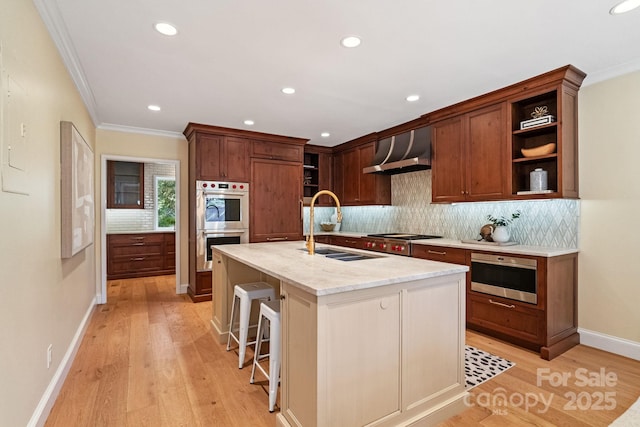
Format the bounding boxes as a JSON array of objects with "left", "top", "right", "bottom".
[
  {"left": 466, "top": 103, "right": 509, "bottom": 200},
  {"left": 250, "top": 159, "right": 303, "bottom": 242},
  {"left": 341, "top": 147, "right": 361, "bottom": 204},
  {"left": 107, "top": 161, "right": 144, "bottom": 209},
  {"left": 195, "top": 134, "right": 224, "bottom": 180},
  {"left": 324, "top": 293, "right": 401, "bottom": 425},
  {"left": 431, "top": 116, "right": 466, "bottom": 203},
  {"left": 356, "top": 143, "right": 378, "bottom": 204},
  {"left": 224, "top": 137, "right": 250, "bottom": 182},
  {"left": 332, "top": 151, "right": 344, "bottom": 201}
]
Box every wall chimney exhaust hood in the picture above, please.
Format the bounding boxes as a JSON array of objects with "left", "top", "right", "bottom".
[{"left": 362, "top": 126, "right": 431, "bottom": 175}]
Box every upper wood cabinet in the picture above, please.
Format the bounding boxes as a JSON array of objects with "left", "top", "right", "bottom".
[
  {"left": 107, "top": 160, "right": 144, "bottom": 209},
  {"left": 428, "top": 64, "right": 585, "bottom": 203},
  {"left": 192, "top": 133, "right": 250, "bottom": 182},
  {"left": 303, "top": 145, "right": 333, "bottom": 206},
  {"left": 251, "top": 140, "right": 303, "bottom": 163},
  {"left": 431, "top": 103, "right": 508, "bottom": 203},
  {"left": 333, "top": 136, "right": 391, "bottom": 206}
]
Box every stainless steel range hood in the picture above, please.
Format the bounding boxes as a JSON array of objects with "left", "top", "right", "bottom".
[{"left": 362, "top": 126, "right": 431, "bottom": 175}]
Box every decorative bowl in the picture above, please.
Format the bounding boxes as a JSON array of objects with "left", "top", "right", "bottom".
[
  {"left": 521, "top": 142, "right": 556, "bottom": 158},
  {"left": 320, "top": 222, "right": 335, "bottom": 232}
]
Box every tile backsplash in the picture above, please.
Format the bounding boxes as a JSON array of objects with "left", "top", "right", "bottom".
[
  {"left": 305, "top": 170, "right": 579, "bottom": 248},
  {"left": 106, "top": 162, "right": 176, "bottom": 233}
]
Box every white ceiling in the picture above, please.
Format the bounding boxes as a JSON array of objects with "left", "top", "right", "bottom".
[{"left": 36, "top": 0, "right": 640, "bottom": 146}]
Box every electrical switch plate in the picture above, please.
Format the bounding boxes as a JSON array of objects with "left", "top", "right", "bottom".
[{"left": 47, "top": 344, "right": 52, "bottom": 369}]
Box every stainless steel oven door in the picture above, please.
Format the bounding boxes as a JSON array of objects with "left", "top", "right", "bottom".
[
  {"left": 196, "top": 181, "right": 249, "bottom": 231},
  {"left": 197, "top": 229, "right": 249, "bottom": 271},
  {"left": 471, "top": 252, "right": 538, "bottom": 304}
]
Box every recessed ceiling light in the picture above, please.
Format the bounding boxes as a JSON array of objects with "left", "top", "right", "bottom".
[
  {"left": 154, "top": 22, "right": 178, "bottom": 36},
  {"left": 281, "top": 87, "right": 296, "bottom": 95},
  {"left": 610, "top": 0, "right": 640, "bottom": 14},
  {"left": 341, "top": 36, "right": 361, "bottom": 48},
  {"left": 321, "top": 132, "right": 330, "bottom": 138},
  {"left": 147, "top": 105, "right": 161, "bottom": 111},
  {"left": 406, "top": 95, "right": 420, "bottom": 102},
  {"left": 244, "top": 119, "right": 254, "bottom": 126}
]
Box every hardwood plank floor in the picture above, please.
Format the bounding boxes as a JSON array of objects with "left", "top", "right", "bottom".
[{"left": 46, "top": 276, "right": 640, "bottom": 426}]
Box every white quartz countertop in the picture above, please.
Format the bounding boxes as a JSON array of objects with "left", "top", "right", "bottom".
[
  {"left": 309, "top": 231, "right": 577, "bottom": 257},
  {"left": 213, "top": 241, "right": 468, "bottom": 297}
]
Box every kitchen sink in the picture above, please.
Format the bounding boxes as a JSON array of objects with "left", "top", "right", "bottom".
[{"left": 300, "top": 248, "right": 380, "bottom": 261}]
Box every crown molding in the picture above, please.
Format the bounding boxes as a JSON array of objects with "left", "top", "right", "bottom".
[
  {"left": 582, "top": 58, "right": 640, "bottom": 87},
  {"left": 33, "top": 0, "right": 100, "bottom": 126},
  {"left": 98, "top": 123, "right": 185, "bottom": 139}
]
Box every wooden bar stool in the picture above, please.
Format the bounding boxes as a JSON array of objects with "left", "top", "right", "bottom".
[
  {"left": 250, "top": 299, "right": 281, "bottom": 412},
  {"left": 226, "top": 282, "right": 275, "bottom": 369}
]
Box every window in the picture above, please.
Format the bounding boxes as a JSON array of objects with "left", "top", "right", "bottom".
[{"left": 155, "top": 176, "right": 176, "bottom": 230}]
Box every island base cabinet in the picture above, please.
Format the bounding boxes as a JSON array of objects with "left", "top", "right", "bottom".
[{"left": 278, "top": 273, "right": 467, "bottom": 427}]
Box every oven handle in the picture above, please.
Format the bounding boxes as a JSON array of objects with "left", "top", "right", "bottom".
[
  {"left": 201, "top": 190, "right": 247, "bottom": 197},
  {"left": 201, "top": 229, "right": 247, "bottom": 236}
]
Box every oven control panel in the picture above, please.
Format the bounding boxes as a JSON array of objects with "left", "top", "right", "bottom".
[{"left": 197, "top": 180, "right": 249, "bottom": 192}]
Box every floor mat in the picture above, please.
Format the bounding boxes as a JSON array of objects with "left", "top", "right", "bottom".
[{"left": 465, "top": 345, "right": 515, "bottom": 389}]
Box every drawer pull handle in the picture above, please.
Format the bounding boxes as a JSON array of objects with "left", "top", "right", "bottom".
[
  {"left": 130, "top": 257, "right": 146, "bottom": 261},
  {"left": 267, "top": 237, "right": 288, "bottom": 241},
  {"left": 132, "top": 243, "right": 145, "bottom": 246},
  {"left": 489, "top": 299, "right": 515, "bottom": 309},
  {"left": 427, "top": 250, "right": 446, "bottom": 255}
]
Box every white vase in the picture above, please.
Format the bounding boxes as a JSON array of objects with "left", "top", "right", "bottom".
[{"left": 492, "top": 226, "right": 510, "bottom": 243}]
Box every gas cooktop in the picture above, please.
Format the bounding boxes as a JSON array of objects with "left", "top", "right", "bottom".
[{"left": 366, "top": 233, "right": 442, "bottom": 240}]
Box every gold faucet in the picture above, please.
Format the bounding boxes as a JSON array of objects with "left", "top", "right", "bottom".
[{"left": 306, "top": 190, "right": 342, "bottom": 255}]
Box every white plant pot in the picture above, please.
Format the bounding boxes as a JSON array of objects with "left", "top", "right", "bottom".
[{"left": 492, "top": 226, "right": 510, "bottom": 243}]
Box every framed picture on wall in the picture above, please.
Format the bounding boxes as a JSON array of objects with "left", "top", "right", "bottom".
[{"left": 60, "top": 121, "right": 95, "bottom": 258}]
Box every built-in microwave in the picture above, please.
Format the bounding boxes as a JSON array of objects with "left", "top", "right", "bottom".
[
  {"left": 471, "top": 252, "right": 538, "bottom": 304},
  {"left": 196, "top": 180, "right": 249, "bottom": 231}
]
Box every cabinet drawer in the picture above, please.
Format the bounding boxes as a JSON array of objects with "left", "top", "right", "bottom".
[
  {"left": 467, "top": 293, "right": 544, "bottom": 345},
  {"left": 251, "top": 140, "right": 303, "bottom": 162},
  {"left": 108, "top": 255, "right": 164, "bottom": 275},
  {"left": 412, "top": 245, "right": 467, "bottom": 264},
  {"left": 108, "top": 233, "right": 165, "bottom": 244},
  {"left": 330, "top": 236, "right": 362, "bottom": 249},
  {"left": 110, "top": 242, "right": 163, "bottom": 257}
]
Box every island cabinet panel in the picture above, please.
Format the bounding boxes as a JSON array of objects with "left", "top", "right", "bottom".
[
  {"left": 250, "top": 158, "right": 303, "bottom": 243},
  {"left": 107, "top": 232, "right": 175, "bottom": 279},
  {"left": 324, "top": 293, "right": 401, "bottom": 425},
  {"left": 431, "top": 103, "right": 509, "bottom": 203},
  {"left": 279, "top": 273, "right": 467, "bottom": 427}
]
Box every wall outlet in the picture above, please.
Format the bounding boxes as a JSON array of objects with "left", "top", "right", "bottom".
[{"left": 47, "top": 344, "right": 52, "bottom": 369}]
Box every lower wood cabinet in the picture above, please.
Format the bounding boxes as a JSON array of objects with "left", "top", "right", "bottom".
[
  {"left": 107, "top": 232, "right": 175, "bottom": 280},
  {"left": 466, "top": 251, "right": 579, "bottom": 360},
  {"left": 412, "top": 244, "right": 579, "bottom": 360}
]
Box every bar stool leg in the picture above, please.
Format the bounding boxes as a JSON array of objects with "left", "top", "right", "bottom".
[
  {"left": 226, "top": 294, "right": 238, "bottom": 351},
  {"left": 237, "top": 294, "right": 252, "bottom": 369},
  {"left": 268, "top": 314, "right": 281, "bottom": 412},
  {"left": 249, "top": 313, "right": 265, "bottom": 384}
]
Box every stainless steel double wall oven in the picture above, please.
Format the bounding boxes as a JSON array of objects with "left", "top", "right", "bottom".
[{"left": 196, "top": 180, "right": 249, "bottom": 271}]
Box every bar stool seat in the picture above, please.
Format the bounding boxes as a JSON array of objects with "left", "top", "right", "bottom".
[
  {"left": 226, "top": 282, "right": 275, "bottom": 369},
  {"left": 250, "top": 299, "right": 281, "bottom": 412}
]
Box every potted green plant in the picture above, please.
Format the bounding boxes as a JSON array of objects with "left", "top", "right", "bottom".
[{"left": 486, "top": 210, "right": 521, "bottom": 243}]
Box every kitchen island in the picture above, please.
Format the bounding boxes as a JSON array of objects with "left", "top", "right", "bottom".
[{"left": 212, "top": 241, "right": 469, "bottom": 426}]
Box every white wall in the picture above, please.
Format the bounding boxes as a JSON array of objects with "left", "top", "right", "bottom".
[
  {"left": 0, "top": 0, "right": 97, "bottom": 425},
  {"left": 579, "top": 71, "right": 640, "bottom": 344}
]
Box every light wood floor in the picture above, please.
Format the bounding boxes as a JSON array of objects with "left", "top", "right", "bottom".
[{"left": 46, "top": 275, "right": 640, "bottom": 426}]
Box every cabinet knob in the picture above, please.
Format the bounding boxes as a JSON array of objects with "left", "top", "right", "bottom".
[
  {"left": 280, "top": 294, "right": 286, "bottom": 300},
  {"left": 379, "top": 299, "right": 390, "bottom": 309}
]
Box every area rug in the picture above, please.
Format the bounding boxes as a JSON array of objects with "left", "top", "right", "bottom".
[
  {"left": 610, "top": 396, "right": 640, "bottom": 426},
  {"left": 465, "top": 345, "right": 515, "bottom": 389}
]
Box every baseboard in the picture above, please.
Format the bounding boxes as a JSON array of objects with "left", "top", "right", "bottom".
[
  {"left": 27, "top": 297, "right": 97, "bottom": 427},
  {"left": 578, "top": 327, "right": 640, "bottom": 361},
  {"left": 179, "top": 283, "right": 189, "bottom": 294}
]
